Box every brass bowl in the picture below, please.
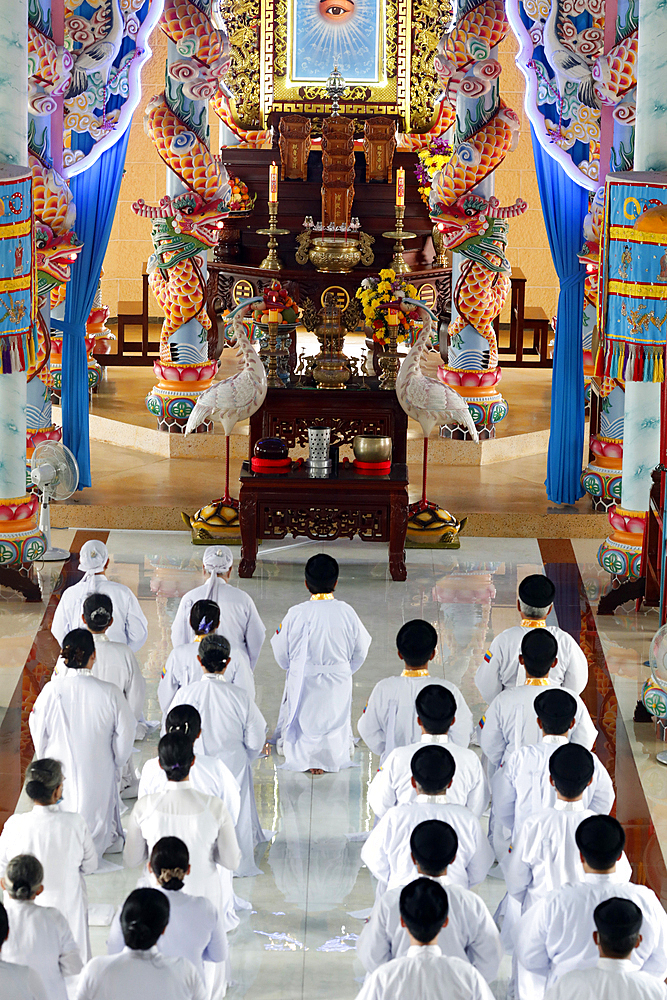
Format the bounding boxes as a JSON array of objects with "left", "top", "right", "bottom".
[
  {"left": 309, "top": 237, "right": 361, "bottom": 273},
  {"left": 353, "top": 435, "right": 392, "bottom": 462}
]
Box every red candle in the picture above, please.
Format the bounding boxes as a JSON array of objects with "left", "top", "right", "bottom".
[
  {"left": 269, "top": 162, "right": 278, "bottom": 203},
  {"left": 396, "top": 167, "right": 405, "bottom": 207}
]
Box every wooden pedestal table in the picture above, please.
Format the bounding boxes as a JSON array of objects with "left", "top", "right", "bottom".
[{"left": 238, "top": 464, "right": 409, "bottom": 581}]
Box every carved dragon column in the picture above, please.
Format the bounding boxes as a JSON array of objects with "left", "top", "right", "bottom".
[
  {"left": 134, "top": 0, "right": 231, "bottom": 432},
  {"left": 427, "top": 7, "right": 527, "bottom": 438}
]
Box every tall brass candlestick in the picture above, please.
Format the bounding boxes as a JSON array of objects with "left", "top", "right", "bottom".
[
  {"left": 257, "top": 200, "right": 290, "bottom": 271},
  {"left": 382, "top": 205, "right": 417, "bottom": 274},
  {"left": 265, "top": 316, "right": 284, "bottom": 388}
]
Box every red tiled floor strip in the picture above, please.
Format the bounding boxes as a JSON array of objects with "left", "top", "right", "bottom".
[
  {"left": 538, "top": 538, "right": 667, "bottom": 893},
  {"left": 0, "top": 530, "right": 109, "bottom": 831}
]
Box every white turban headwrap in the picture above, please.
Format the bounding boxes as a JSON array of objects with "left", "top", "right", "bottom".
[
  {"left": 203, "top": 546, "right": 234, "bottom": 598},
  {"left": 78, "top": 540, "right": 108, "bottom": 594}
]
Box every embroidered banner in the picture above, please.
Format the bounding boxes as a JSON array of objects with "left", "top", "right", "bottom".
[
  {"left": 0, "top": 166, "right": 36, "bottom": 374},
  {"left": 598, "top": 172, "right": 667, "bottom": 382}
]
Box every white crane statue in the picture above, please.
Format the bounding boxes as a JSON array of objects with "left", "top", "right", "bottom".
[
  {"left": 395, "top": 301, "right": 478, "bottom": 523},
  {"left": 185, "top": 303, "right": 267, "bottom": 510}
]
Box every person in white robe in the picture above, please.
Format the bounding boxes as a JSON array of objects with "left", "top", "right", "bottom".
[
  {"left": 361, "top": 745, "right": 494, "bottom": 893},
  {"left": 480, "top": 629, "right": 596, "bottom": 775},
  {"left": 166, "top": 635, "right": 267, "bottom": 877},
  {"left": 1, "top": 855, "right": 81, "bottom": 1000},
  {"left": 28, "top": 629, "right": 136, "bottom": 858},
  {"left": 518, "top": 815, "right": 667, "bottom": 990},
  {"left": 358, "top": 820, "right": 501, "bottom": 981},
  {"left": 108, "top": 837, "right": 226, "bottom": 987},
  {"left": 51, "top": 540, "right": 148, "bottom": 652},
  {"left": 368, "top": 685, "right": 488, "bottom": 819},
  {"left": 0, "top": 903, "right": 47, "bottom": 1000},
  {"left": 357, "top": 620, "right": 472, "bottom": 764},
  {"left": 475, "top": 574, "right": 588, "bottom": 704},
  {"left": 139, "top": 705, "right": 241, "bottom": 825},
  {"left": 271, "top": 554, "right": 371, "bottom": 774},
  {"left": 161, "top": 599, "right": 257, "bottom": 710},
  {"left": 170, "top": 546, "right": 265, "bottom": 698},
  {"left": 77, "top": 889, "right": 206, "bottom": 1000},
  {"left": 545, "top": 897, "right": 667, "bottom": 1000},
  {"left": 355, "top": 878, "right": 494, "bottom": 1000},
  {"left": 0, "top": 759, "right": 97, "bottom": 962},
  {"left": 492, "top": 688, "right": 614, "bottom": 856},
  {"left": 124, "top": 732, "right": 241, "bottom": 938}
]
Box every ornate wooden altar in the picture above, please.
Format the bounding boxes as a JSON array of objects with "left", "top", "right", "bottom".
[
  {"left": 321, "top": 117, "right": 355, "bottom": 227},
  {"left": 364, "top": 117, "right": 397, "bottom": 183},
  {"left": 278, "top": 114, "right": 311, "bottom": 182}
]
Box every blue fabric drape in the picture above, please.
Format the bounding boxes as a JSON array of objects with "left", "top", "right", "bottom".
[
  {"left": 531, "top": 128, "right": 589, "bottom": 505},
  {"left": 53, "top": 130, "right": 130, "bottom": 489}
]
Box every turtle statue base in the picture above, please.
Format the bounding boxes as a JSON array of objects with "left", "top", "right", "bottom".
[
  {"left": 182, "top": 500, "right": 241, "bottom": 544},
  {"left": 405, "top": 499, "right": 467, "bottom": 549}
]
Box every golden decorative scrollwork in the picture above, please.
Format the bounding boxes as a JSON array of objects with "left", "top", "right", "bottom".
[
  {"left": 359, "top": 232, "right": 375, "bottom": 266},
  {"left": 218, "top": 0, "right": 261, "bottom": 128},
  {"left": 295, "top": 230, "right": 312, "bottom": 265},
  {"left": 409, "top": 0, "right": 446, "bottom": 132},
  {"left": 274, "top": 0, "right": 288, "bottom": 76}
]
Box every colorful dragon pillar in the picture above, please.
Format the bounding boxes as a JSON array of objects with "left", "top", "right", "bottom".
[
  {"left": 132, "top": 1, "right": 231, "bottom": 432},
  {"left": 426, "top": 7, "right": 527, "bottom": 437}
]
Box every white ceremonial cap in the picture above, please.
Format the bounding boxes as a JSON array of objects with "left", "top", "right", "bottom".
[
  {"left": 79, "top": 539, "right": 108, "bottom": 572},
  {"left": 203, "top": 545, "right": 233, "bottom": 572}
]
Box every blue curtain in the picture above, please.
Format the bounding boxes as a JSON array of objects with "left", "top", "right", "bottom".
[
  {"left": 53, "top": 130, "right": 130, "bottom": 488},
  {"left": 531, "top": 128, "right": 589, "bottom": 505}
]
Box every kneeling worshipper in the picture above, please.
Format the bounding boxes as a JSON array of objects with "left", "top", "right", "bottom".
[
  {"left": 170, "top": 546, "right": 265, "bottom": 697},
  {"left": 545, "top": 898, "right": 667, "bottom": 1000},
  {"left": 480, "top": 629, "right": 596, "bottom": 776},
  {"left": 517, "top": 815, "right": 667, "bottom": 990},
  {"left": 271, "top": 553, "right": 372, "bottom": 774},
  {"left": 355, "top": 878, "right": 495, "bottom": 1000},
  {"left": 1, "top": 855, "right": 81, "bottom": 1000},
  {"left": 51, "top": 540, "right": 148, "bottom": 652},
  {"left": 108, "top": 838, "right": 227, "bottom": 991},
  {"left": 29, "top": 629, "right": 136, "bottom": 858},
  {"left": 361, "top": 745, "right": 493, "bottom": 893},
  {"left": 125, "top": 734, "right": 241, "bottom": 935},
  {"left": 475, "top": 574, "right": 588, "bottom": 704},
  {"left": 166, "top": 635, "right": 267, "bottom": 876},
  {"left": 139, "top": 704, "right": 241, "bottom": 826},
  {"left": 368, "top": 685, "right": 488, "bottom": 819},
  {"left": 492, "top": 688, "right": 614, "bottom": 856},
  {"left": 160, "top": 600, "right": 258, "bottom": 710},
  {"left": 0, "top": 758, "right": 97, "bottom": 961},
  {"left": 0, "top": 902, "right": 47, "bottom": 1000},
  {"left": 358, "top": 620, "right": 472, "bottom": 764},
  {"left": 358, "top": 820, "right": 501, "bottom": 981},
  {"left": 76, "top": 889, "right": 206, "bottom": 1000}
]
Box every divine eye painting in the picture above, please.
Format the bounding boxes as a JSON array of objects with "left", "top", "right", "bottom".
[{"left": 289, "top": 0, "right": 383, "bottom": 83}]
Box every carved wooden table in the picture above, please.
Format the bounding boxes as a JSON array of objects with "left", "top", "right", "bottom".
[
  {"left": 238, "top": 463, "right": 409, "bottom": 581},
  {"left": 248, "top": 387, "right": 408, "bottom": 462}
]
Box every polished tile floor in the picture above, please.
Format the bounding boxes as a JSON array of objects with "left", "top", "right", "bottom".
[{"left": 1, "top": 531, "right": 665, "bottom": 999}]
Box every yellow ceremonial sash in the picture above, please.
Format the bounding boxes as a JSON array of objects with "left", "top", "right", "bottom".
[
  {"left": 402, "top": 668, "right": 430, "bottom": 677},
  {"left": 521, "top": 618, "right": 548, "bottom": 628}
]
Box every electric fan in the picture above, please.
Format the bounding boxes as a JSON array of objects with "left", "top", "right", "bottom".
[{"left": 30, "top": 441, "right": 79, "bottom": 561}]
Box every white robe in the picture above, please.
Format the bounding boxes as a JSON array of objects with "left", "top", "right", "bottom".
[
  {"left": 0, "top": 804, "right": 97, "bottom": 961},
  {"left": 545, "top": 958, "right": 667, "bottom": 1000},
  {"left": 357, "top": 675, "right": 473, "bottom": 764},
  {"left": 76, "top": 946, "right": 207, "bottom": 1000},
  {"left": 271, "top": 597, "right": 371, "bottom": 772},
  {"left": 0, "top": 957, "right": 47, "bottom": 1000},
  {"left": 159, "top": 641, "right": 254, "bottom": 711},
  {"left": 361, "top": 795, "right": 494, "bottom": 892},
  {"left": 51, "top": 575, "right": 148, "bottom": 652},
  {"left": 167, "top": 675, "right": 267, "bottom": 877},
  {"left": 357, "top": 874, "right": 502, "bottom": 981},
  {"left": 479, "top": 681, "right": 596, "bottom": 772},
  {"left": 55, "top": 633, "right": 145, "bottom": 721},
  {"left": 2, "top": 898, "right": 81, "bottom": 1000},
  {"left": 355, "top": 944, "right": 495, "bottom": 1000},
  {"left": 170, "top": 578, "right": 265, "bottom": 697},
  {"left": 517, "top": 870, "right": 667, "bottom": 989},
  {"left": 367, "top": 734, "right": 489, "bottom": 819},
  {"left": 492, "top": 735, "right": 615, "bottom": 848},
  {"left": 475, "top": 623, "right": 588, "bottom": 704},
  {"left": 29, "top": 670, "right": 136, "bottom": 858},
  {"left": 124, "top": 782, "right": 241, "bottom": 933},
  {"left": 107, "top": 882, "right": 227, "bottom": 984},
  {"left": 139, "top": 755, "right": 241, "bottom": 825}
]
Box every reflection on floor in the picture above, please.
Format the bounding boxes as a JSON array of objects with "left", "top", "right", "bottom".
[{"left": 1, "top": 531, "right": 664, "bottom": 999}]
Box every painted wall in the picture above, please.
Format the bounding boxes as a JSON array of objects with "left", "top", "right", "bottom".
[{"left": 100, "top": 27, "right": 560, "bottom": 324}]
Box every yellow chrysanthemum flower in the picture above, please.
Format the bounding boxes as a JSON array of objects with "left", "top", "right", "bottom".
[{"left": 379, "top": 268, "right": 396, "bottom": 281}]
